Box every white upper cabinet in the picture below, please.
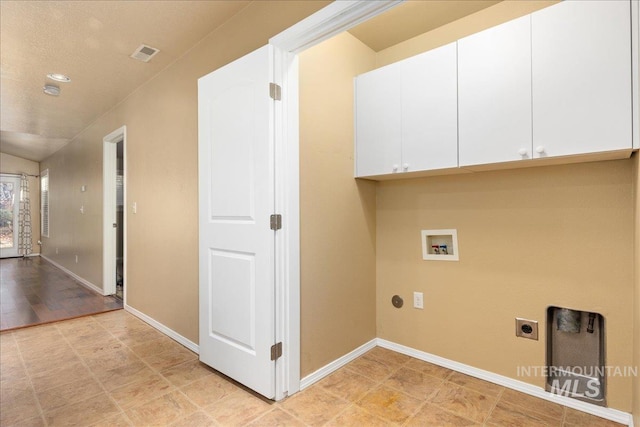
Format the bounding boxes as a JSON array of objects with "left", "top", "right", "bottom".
[
  {"left": 355, "top": 43, "right": 458, "bottom": 177},
  {"left": 354, "top": 0, "right": 635, "bottom": 179},
  {"left": 355, "top": 62, "right": 402, "bottom": 177},
  {"left": 531, "top": 0, "right": 632, "bottom": 158},
  {"left": 401, "top": 43, "right": 458, "bottom": 172},
  {"left": 458, "top": 15, "right": 532, "bottom": 167}
]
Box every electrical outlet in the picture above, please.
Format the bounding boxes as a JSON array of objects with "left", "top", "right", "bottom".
[
  {"left": 75, "top": 255, "right": 78, "bottom": 263},
  {"left": 413, "top": 292, "right": 424, "bottom": 309},
  {"left": 56, "top": 248, "right": 59, "bottom": 254},
  {"left": 515, "top": 318, "right": 538, "bottom": 340}
]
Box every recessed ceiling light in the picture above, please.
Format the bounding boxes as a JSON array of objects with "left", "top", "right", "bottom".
[
  {"left": 47, "top": 73, "right": 71, "bottom": 83},
  {"left": 43, "top": 85, "right": 61, "bottom": 96}
]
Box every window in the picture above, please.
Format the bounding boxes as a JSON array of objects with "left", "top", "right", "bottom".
[{"left": 41, "top": 169, "right": 49, "bottom": 238}]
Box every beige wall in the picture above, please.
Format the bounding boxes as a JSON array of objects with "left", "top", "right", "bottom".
[
  {"left": 376, "top": 160, "right": 635, "bottom": 411},
  {"left": 0, "top": 152, "right": 40, "bottom": 254},
  {"left": 370, "top": 1, "right": 636, "bottom": 412},
  {"left": 40, "top": 133, "right": 103, "bottom": 284},
  {"left": 376, "top": 0, "right": 557, "bottom": 67},
  {"left": 39, "top": 1, "right": 330, "bottom": 344},
  {"left": 633, "top": 153, "right": 639, "bottom": 424},
  {"left": 299, "top": 32, "right": 377, "bottom": 376}
]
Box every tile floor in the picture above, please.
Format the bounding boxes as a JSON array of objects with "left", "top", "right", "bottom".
[
  {"left": 0, "top": 310, "right": 624, "bottom": 426},
  {"left": 0, "top": 257, "right": 122, "bottom": 331}
]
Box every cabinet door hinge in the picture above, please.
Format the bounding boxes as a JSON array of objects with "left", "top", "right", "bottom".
[
  {"left": 269, "top": 82, "right": 281, "bottom": 101},
  {"left": 270, "top": 214, "right": 282, "bottom": 230},
  {"left": 270, "top": 342, "right": 283, "bottom": 361}
]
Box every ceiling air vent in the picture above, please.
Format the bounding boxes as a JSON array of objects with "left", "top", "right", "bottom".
[{"left": 130, "top": 44, "right": 160, "bottom": 63}]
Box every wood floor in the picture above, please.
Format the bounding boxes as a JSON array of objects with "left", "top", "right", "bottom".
[{"left": 0, "top": 256, "right": 122, "bottom": 331}]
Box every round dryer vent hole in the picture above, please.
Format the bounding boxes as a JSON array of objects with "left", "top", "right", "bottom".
[{"left": 392, "top": 295, "right": 403, "bottom": 308}]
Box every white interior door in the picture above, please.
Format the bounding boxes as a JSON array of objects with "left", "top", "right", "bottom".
[
  {"left": 0, "top": 174, "right": 22, "bottom": 258},
  {"left": 198, "top": 45, "right": 276, "bottom": 399}
]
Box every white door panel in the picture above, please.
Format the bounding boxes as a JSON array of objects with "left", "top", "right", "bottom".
[
  {"left": 208, "top": 249, "right": 256, "bottom": 350},
  {"left": 198, "top": 45, "right": 275, "bottom": 399},
  {"left": 209, "top": 82, "right": 257, "bottom": 220}
]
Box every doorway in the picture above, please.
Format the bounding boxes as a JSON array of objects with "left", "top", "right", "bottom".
[
  {"left": 197, "top": 0, "right": 401, "bottom": 401},
  {"left": 0, "top": 174, "right": 22, "bottom": 258},
  {"left": 116, "top": 141, "right": 124, "bottom": 299},
  {"left": 103, "top": 126, "right": 126, "bottom": 298}
]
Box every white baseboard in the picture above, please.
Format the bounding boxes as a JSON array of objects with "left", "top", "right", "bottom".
[
  {"left": 377, "top": 339, "right": 633, "bottom": 427},
  {"left": 40, "top": 254, "right": 102, "bottom": 295},
  {"left": 31, "top": 256, "right": 636, "bottom": 427},
  {"left": 300, "top": 338, "right": 377, "bottom": 390},
  {"left": 124, "top": 304, "right": 199, "bottom": 354}
]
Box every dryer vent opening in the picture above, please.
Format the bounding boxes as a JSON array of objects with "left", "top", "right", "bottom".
[{"left": 546, "top": 306, "right": 605, "bottom": 406}]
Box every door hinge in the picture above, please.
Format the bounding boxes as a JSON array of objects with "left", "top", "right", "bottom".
[
  {"left": 270, "top": 342, "right": 283, "bottom": 361},
  {"left": 270, "top": 214, "right": 282, "bottom": 230},
  {"left": 269, "top": 82, "right": 281, "bottom": 101}
]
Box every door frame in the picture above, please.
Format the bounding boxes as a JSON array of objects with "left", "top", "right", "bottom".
[
  {"left": 269, "top": 0, "right": 401, "bottom": 399},
  {"left": 102, "top": 126, "right": 127, "bottom": 299},
  {"left": 0, "top": 174, "right": 23, "bottom": 258}
]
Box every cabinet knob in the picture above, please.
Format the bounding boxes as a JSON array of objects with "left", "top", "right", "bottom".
[
  {"left": 392, "top": 164, "right": 399, "bottom": 172},
  {"left": 518, "top": 148, "right": 528, "bottom": 157},
  {"left": 402, "top": 163, "right": 409, "bottom": 171},
  {"left": 536, "top": 146, "right": 545, "bottom": 154}
]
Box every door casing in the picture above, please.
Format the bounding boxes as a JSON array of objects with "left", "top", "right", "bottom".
[
  {"left": 267, "top": 0, "right": 401, "bottom": 400},
  {"left": 0, "top": 174, "right": 22, "bottom": 258},
  {"left": 103, "top": 126, "right": 127, "bottom": 299}
]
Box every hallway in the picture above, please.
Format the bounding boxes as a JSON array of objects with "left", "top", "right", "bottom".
[{"left": 0, "top": 257, "right": 122, "bottom": 331}]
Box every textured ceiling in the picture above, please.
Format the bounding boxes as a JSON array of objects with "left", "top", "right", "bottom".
[
  {"left": 1, "top": 0, "right": 505, "bottom": 163},
  {"left": 348, "top": 0, "right": 501, "bottom": 52},
  {"left": 0, "top": 0, "right": 250, "bottom": 162}
]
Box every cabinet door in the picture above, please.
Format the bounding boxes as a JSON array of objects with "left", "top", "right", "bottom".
[
  {"left": 355, "top": 63, "right": 401, "bottom": 177},
  {"left": 402, "top": 42, "right": 458, "bottom": 172},
  {"left": 458, "top": 15, "right": 532, "bottom": 167},
  {"left": 532, "top": 0, "right": 631, "bottom": 158}
]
